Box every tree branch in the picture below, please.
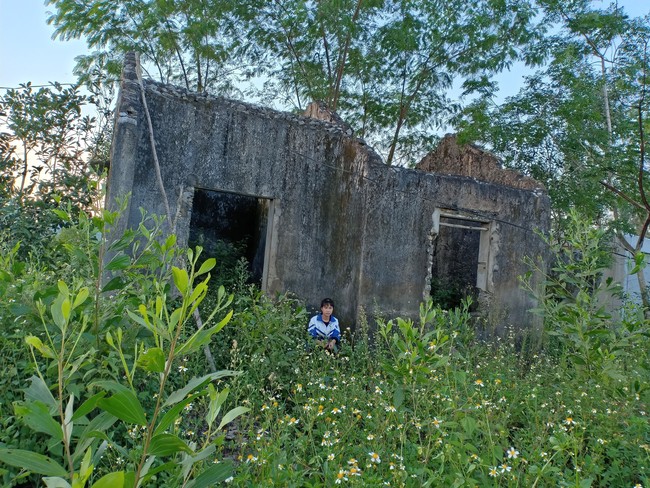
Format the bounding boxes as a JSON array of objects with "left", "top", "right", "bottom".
[
  {"left": 331, "top": 0, "right": 363, "bottom": 111},
  {"left": 600, "top": 180, "right": 646, "bottom": 211}
]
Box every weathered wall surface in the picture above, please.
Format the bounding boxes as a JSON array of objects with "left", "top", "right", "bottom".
[
  {"left": 107, "top": 53, "right": 550, "bottom": 333},
  {"left": 417, "top": 134, "right": 543, "bottom": 191},
  {"left": 356, "top": 161, "right": 549, "bottom": 331}
]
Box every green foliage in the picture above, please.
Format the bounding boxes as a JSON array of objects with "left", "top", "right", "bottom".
[
  {"left": 0, "top": 209, "right": 247, "bottom": 487},
  {"left": 1, "top": 206, "right": 649, "bottom": 485},
  {"left": 46, "top": 0, "right": 242, "bottom": 93},
  {"left": 219, "top": 290, "right": 310, "bottom": 407},
  {"left": 0, "top": 82, "right": 110, "bottom": 261},
  {"left": 429, "top": 277, "right": 477, "bottom": 310},
  {"left": 522, "top": 210, "right": 649, "bottom": 384},
  {"left": 458, "top": 3, "right": 650, "bottom": 229},
  {"left": 236, "top": 0, "right": 546, "bottom": 165},
  {"left": 215, "top": 291, "right": 649, "bottom": 487},
  {"left": 188, "top": 236, "right": 251, "bottom": 292}
]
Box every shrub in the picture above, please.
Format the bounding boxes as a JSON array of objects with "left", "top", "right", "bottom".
[{"left": 0, "top": 208, "right": 247, "bottom": 487}]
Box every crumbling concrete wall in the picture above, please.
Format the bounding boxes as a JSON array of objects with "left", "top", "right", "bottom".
[
  {"left": 417, "top": 134, "right": 543, "bottom": 191},
  {"left": 107, "top": 53, "right": 550, "bottom": 335}
]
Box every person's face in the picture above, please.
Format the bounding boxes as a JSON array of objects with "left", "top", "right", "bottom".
[{"left": 321, "top": 304, "right": 333, "bottom": 319}]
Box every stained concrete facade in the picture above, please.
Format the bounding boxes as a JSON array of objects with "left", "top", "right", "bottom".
[{"left": 107, "top": 53, "right": 550, "bottom": 333}]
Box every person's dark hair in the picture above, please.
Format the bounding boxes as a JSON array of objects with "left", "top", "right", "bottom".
[{"left": 320, "top": 298, "right": 334, "bottom": 308}]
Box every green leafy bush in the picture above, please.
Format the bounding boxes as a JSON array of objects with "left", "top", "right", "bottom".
[
  {"left": 522, "top": 210, "right": 650, "bottom": 385},
  {"left": 0, "top": 209, "right": 247, "bottom": 487}
]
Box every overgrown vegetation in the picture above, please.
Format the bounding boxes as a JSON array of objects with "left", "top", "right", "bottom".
[
  {"left": 0, "top": 204, "right": 648, "bottom": 487},
  {"left": 429, "top": 276, "right": 478, "bottom": 311},
  {"left": 1, "top": 2, "right": 649, "bottom": 485}
]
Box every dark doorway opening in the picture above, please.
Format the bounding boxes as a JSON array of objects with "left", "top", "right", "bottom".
[
  {"left": 430, "top": 216, "right": 485, "bottom": 310},
  {"left": 188, "top": 188, "right": 270, "bottom": 287}
]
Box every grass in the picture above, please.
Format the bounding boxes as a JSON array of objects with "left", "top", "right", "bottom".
[{"left": 163, "top": 294, "right": 650, "bottom": 487}]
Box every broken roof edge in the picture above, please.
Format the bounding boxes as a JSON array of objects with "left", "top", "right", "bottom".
[
  {"left": 302, "top": 101, "right": 353, "bottom": 135},
  {"left": 416, "top": 133, "right": 546, "bottom": 192},
  {"left": 115, "top": 53, "right": 543, "bottom": 194},
  {"left": 116, "top": 52, "right": 385, "bottom": 168}
]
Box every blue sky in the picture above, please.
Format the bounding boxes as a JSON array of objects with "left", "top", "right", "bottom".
[
  {"left": 0, "top": 0, "right": 87, "bottom": 88},
  {"left": 1, "top": 0, "right": 649, "bottom": 92}
]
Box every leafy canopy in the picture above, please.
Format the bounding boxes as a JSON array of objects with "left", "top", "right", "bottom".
[{"left": 46, "top": 0, "right": 544, "bottom": 165}]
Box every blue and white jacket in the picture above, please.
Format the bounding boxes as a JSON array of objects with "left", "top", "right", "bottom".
[{"left": 308, "top": 314, "right": 341, "bottom": 343}]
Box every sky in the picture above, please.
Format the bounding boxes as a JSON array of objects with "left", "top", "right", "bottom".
[
  {"left": 0, "top": 0, "right": 87, "bottom": 89},
  {"left": 1, "top": 0, "right": 649, "bottom": 93}
]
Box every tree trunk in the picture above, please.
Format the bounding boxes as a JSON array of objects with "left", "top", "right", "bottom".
[
  {"left": 636, "top": 269, "right": 650, "bottom": 317},
  {"left": 331, "top": 0, "right": 363, "bottom": 111},
  {"left": 18, "top": 143, "right": 28, "bottom": 202}
]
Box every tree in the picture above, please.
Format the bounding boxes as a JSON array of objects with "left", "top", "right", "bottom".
[
  {"left": 46, "top": 0, "right": 244, "bottom": 93},
  {"left": 47, "top": 0, "right": 544, "bottom": 165},
  {"left": 0, "top": 82, "right": 109, "bottom": 257},
  {"left": 237, "top": 0, "right": 544, "bottom": 165},
  {"left": 457, "top": 1, "right": 650, "bottom": 308}
]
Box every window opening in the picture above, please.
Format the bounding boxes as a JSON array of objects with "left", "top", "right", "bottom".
[
  {"left": 428, "top": 209, "right": 492, "bottom": 310},
  {"left": 188, "top": 188, "right": 272, "bottom": 288}
]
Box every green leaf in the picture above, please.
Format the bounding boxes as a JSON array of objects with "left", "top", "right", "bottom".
[
  {"left": 164, "top": 372, "right": 238, "bottom": 407},
  {"left": 107, "top": 232, "right": 134, "bottom": 252},
  {"left": 579, "top": 478, "right": 594, "bottom": 488},
  {"left": 460, "top": 416, "right": 477, "bottom": 436},
  {"left": 568, "top": 354, "right": 587, "bottom": 366},
  {"left": 154, "top": 393, "right": 201, "bottom": 436},
  {"left": 91, "top": 471, "right": 124, "bottom": 488},
  {"left": 0, "top": 448, "right": 68, "bottom": 477},
  {"left": 24, "top": 376, "right": 57, "bottom": 413},
  {"left": 136, "top": 348, "right": 166, "bottom": 373},
  {"left": 97, "top": 390, "right": 147, "bottom": 425},
  {"left": 57, "top": 281, "right": 70, "bottom": 296},
  {"left": 172, "top": 266, "right": 189, "bottom": 295},
  {"left": 491, "top": 446, "right": 503, "bottom": 463},
  {"left": 187, "top": 461, "right": 233, "bottom": 488},
  {"left": 163, "top": 234, "right": 176, "bottom": 251},
  {"left": 73, "top": 412, "right": 118, "bottom": 463},
  {"left": 206, "top": 387, "right": 228, "bottom": 426},
  {"left": 138, "top": 223, "right": 151, "bottom": 241},
  {"left": 631, "top": 252, "right": 645, "bottom": 274},
  {"left": 75, "top": 447, "right": 94, "bottom": 488},
  {"left": 217, "top": 406, "right": 250, "bottom": 432},
  {"left": 148, "top": 433, "right": 193, "bottom": 457},
  {"left": 106, "top": 254, "right": 131, "bottom": 271},
  {"left": 176, "top": 310, "right": 233, "bottom": 357},
  {"left": 196, "top": 258, "right": 216, "bottom": 277},
  {"left": 91, "top": 380, "right": 130, "bottom": 394},
  {"left": 14, "top": 401, "right": 63, "bottom": 440},
  {"left": 393, "top": 385, "right": 404, "bottom": 409},
  {"left": 51, "top": 294, "right": 67, "bottom": 330},
  {"left": 126, "top": 308, "right": 151, "bottom": 330},
  {"left": 124, "top": 471, "right": 136, "bottom": 488},
  {"left": 73, "top": 288, "right": 89, "bottom": 309},
  {"left": 43, "top": 477, "right": 71, "bottom": 488},
  {"left": 102, "top": 276, "right": 126, "bottom": 293},
  {"left": 181, "top": 445, "right": 215, "bottom": 471},
  {"left": 584, "top": 328, "right": 611, "bottom": 337},
  {"left": 141, "top": 462, "right": 177, "bottom": 484},
  {"left": 72, "top": 391, "right": 107, "bottom": 421},
  {"left": 188, "top": 281, "right": 208, "bottom": 306},
  {"left": 9, "top": 303, "right": 31, "bottom": 317},
  {"left": 52, "top": 209, "right": 71, "bottom": 222},
  {"left": 64, "top": 394, "right": 75, "bottom": 448},
  {"left": 25, "top": 335, "right": 56, "bottom": 359}
]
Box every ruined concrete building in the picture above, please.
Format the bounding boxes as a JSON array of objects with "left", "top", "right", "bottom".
[{"left": 107, "top": 53, "right": 550, "bottom": 333}]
